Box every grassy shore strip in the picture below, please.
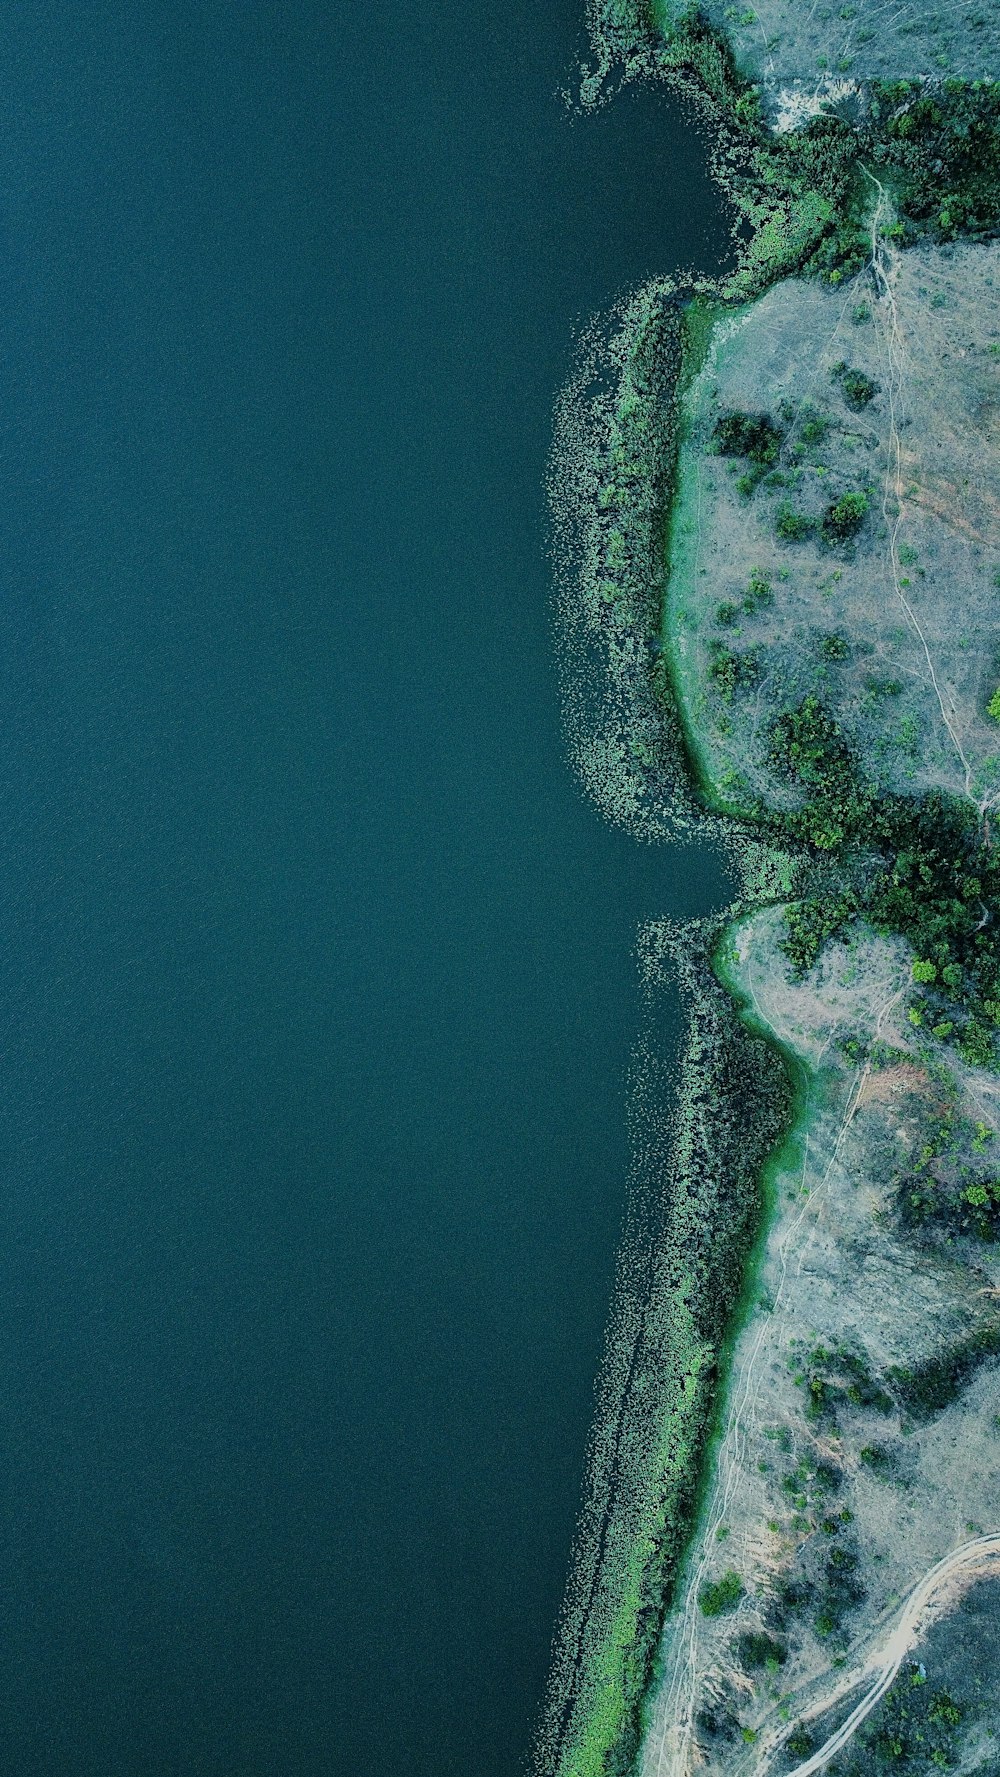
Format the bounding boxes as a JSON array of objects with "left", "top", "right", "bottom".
[
  {"left": 628, "top": 912, "right": 814, "bottom": 1764},
  {"left": 653, "top": 297, "right": 752, "bottom": 816},
  {"left": 540, "top": 252, "right": 817, "bottom": 1777},
  {"left": 534, "top": 918, "right": 796, "bottom": 1777},
  {"left": 550, "top": 279, "right": 722, "bottom": 839}
]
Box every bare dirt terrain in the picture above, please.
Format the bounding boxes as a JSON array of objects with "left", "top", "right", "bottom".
[
  {"left": 651, "top": 0, "right": 1000, "bottom": 113},
  {"left": 671, "top": 239, "right": 1000, "bottom": 815}
]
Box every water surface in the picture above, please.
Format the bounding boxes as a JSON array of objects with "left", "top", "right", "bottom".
[{"left": 0, "top": 4, "right": 731, "bottom": 1773}]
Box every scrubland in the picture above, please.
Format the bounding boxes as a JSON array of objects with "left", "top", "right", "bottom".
[{"left": 539, "top": 7, "right": 1000, "bottom": 1777}]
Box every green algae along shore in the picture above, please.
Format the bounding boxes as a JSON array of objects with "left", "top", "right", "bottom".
[{"left": 540, "top": 4, "right": 1000, "bottom": 1774}]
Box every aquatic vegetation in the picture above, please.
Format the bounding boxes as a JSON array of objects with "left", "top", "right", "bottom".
[
  {"left": 533, "top": 920, "right": 793, "bottom": 1777},
  {"left": 549, "top": 287, "right": 718, "bottom": 838}
]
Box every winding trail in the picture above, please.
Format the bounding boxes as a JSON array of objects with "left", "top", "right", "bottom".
[{"left": 768, "top": 1534, "right": 1000, "bottom": 1777}]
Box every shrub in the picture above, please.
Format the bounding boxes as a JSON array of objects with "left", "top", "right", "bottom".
[
  {"left": 714, "top": 409, "right": 783, "bottom": 465},
  {"left": 960, "top": 1019, "right": 995, "bottom": 1067},
  {"left": 744, "top": 568, "right": 774, "bottom": 611},
  {"left": 737, "top": 1630, "right": 787, "bottom": 1669},
  {"left": 775, "top": 503, "right": 815, "bottom": 542},
  {"left": 821, "top": 491, "right": 868, "bottom": 543},
  {"left": 699, "top": 1570, "right": 744, "bottom": 1617},
  {"left": 836, "top": 1349, "right": 895, "bottom": 1412},
  {"left": 820, "top": 632, "right": 850, "bottom": 659},
  {"left": 929, "top": 1692, "right": 962, "bottom": 1728},
  {"left": 841, "top": 369, "right": 879, "bottom": 408},
  {"left": 988, "top": 687, "right": 1000, "bottom": 722},
  {"left": 801, "top": 413, "right": 830, "bottom": 444},
  {"left": 859, "top": 1442, "right": 893, "bottom": 1474},
  {"left": 709, "top": 645, "right": 760, "bottom": 700}
]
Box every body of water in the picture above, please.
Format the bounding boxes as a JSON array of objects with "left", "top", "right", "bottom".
[{"left": 0, "top": 4, "right": 730, "bottom": 1772}]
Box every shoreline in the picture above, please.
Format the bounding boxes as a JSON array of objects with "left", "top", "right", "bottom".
[{"left": 542, "top": 6, "right": 1000, "bottom": 1771}]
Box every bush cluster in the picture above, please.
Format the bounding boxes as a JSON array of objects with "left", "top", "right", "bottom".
[
  {"left": 766, "top": 697, "right": 1000, "bottom": 1065},
  {"left": 870, "top": 78, "right": 1000, "bottom": 242},
  {"left": 713, "top": 409, "right": 783, "bottom": 465},
  {"left": 821, "top": 490, "right": 868, "bottom": 544},
  {"left": 698, "top": 1569, "right": 744, "bottom": 1617},
  {"left": 832, "top": 361, "right": 879, "bottom": 410}
]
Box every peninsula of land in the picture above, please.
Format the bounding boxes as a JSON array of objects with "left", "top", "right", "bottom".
[{"left": 540, "top": 7, "right": 1000, "bottom": 1775}]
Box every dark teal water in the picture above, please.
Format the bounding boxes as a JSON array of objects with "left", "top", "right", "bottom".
[{"left": 0, "top": 5, "right": 731, "bottom": 1774}]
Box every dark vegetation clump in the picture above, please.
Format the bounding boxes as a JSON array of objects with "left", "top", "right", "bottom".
[
  {"left": 783, "top": 891, "right": 860, "bottom": 975},
  {"left": 898, "top": 1171, "right": 1000, "bottom": 1242},
  {"left": 890, "top": 1323, "right": 1000, "bottom": 1421},
  {"left": 804, "top": 1344, "right": 896, "bottom": 1420},
  {"left": 695, "top": 1701, "right": 740, "bottom": 1745},
  {"left": 784, "top": 1728, "right": 814, "bottom": 1761},
  {"left": 870, "top": 78, "right": 1000, "bottom": 242},
  {"left": 820, "top": 632, "right": 850, "bottom": 660},
  {"left": 714, "top": 409, "right": 784, "bottom": 464},
  {"left": 800, "top": 412, "right": 830, "bottom": 445},
  {"left": 832, "top": 361, "right": 880, "bottom": 410},
  {"left": 836, "top": 1350, "right": 894, "bottom": 1414},
  {"left": 814, "top": 1539, "right": 866, "bottom": 1638},
  {"left": 699, "top": 1569, "right": 744, "bottom": 1617},
  {"left": 821, "top": 491, "right": 868, "bottom": 544},
  {"left": 736, "top": 1629, "right": 787, "bottom": 1670},
  {"left": 708, "top": 641, "right": 760, "bottom": 700},
  {"left": 763, "top": 697, "right": 1000, "bottom": 1067},
  {"left": 858, "top": 1441, "right": 893, "bottom": 1476},
  {"left": 771, "top": 1576, "right": 813, "bottom": 1626},
  {"left": 743, "top": 568, "right": 774, "bottom": 612},
  {"left": 775, "top": 503, "right": 815, "bottom": 542},
  {"left": 769, "top": 697, "right": 872, "bottom": 849},
  {"left": 842, "top": 1666, "right": 965, "bottom": 1772}
]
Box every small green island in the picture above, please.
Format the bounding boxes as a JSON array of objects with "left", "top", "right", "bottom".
[{"left": 540, "top": 5, "right": 1000, "bottom": 1775}]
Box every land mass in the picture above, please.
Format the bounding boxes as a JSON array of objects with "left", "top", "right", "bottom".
[{"left": 539, "top": 7, "right": 1000, "bottom": 1777}]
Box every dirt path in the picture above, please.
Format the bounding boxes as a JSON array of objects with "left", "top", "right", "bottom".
[{"left": 769, "top": 1534, "right": 1000, "bottom": 1777}]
